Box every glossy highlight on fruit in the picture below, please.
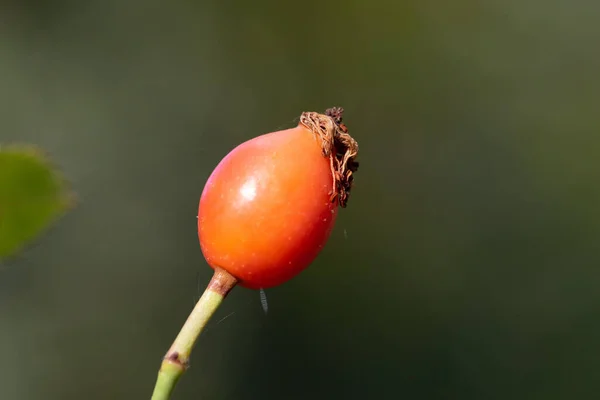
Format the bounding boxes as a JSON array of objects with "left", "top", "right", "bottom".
[{"left": 198, "top": 109, "right": 358, "bottom": 289}]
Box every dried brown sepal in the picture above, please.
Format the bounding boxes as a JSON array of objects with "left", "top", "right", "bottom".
[{"left": 299, "top": 107, "right": 359, "bottom": 208}]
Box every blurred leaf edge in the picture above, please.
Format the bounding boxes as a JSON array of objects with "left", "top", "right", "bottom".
[{"left": 0, "top": 143, "right": 76, "bottom": 264}]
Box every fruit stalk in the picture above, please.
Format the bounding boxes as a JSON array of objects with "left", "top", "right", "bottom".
[{"left": 150, "top": 268, "right": 237, "bottom": 400}]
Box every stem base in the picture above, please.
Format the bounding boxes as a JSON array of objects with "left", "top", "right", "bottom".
[{"left": 150, "top": 268, "right": 237, "bottom": 400}]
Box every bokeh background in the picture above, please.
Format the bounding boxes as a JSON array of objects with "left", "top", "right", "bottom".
[{"left": 2, "top": 1, "right": 600, "bottom": 399}]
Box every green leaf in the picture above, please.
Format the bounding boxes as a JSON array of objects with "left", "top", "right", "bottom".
[{"left": 0, "top": 145, "right": 74, "bottom": 260}]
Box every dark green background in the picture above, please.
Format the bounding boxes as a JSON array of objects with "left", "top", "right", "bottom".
[{"left": 2, "top": 1, "right": 600, "bottom": 399}]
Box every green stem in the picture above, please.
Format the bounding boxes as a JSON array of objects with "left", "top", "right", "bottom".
[{"left": 151, "top": 268, "right": 237, "bottom": 400}]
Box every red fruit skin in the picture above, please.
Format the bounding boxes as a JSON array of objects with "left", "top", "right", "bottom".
[{"left": 198, "top": 125, "right": 338, "bottom": 289}]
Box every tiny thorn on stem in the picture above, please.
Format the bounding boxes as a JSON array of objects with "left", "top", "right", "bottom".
[{"left": 164, "top": 352, "right": 188, "bottom": 368}]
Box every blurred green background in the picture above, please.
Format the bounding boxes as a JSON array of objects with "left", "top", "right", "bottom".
[{"left": 2, "top": 0, "right": 600, "bottom": 399}]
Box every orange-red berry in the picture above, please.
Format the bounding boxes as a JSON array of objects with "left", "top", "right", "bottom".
[{"left": 198, "top": 123, "right": 339, "bottom": 289}]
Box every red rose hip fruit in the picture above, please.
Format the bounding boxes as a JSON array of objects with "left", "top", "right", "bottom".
[{"left": 198, "top": 108, "right": 359, "bottom": 289}]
